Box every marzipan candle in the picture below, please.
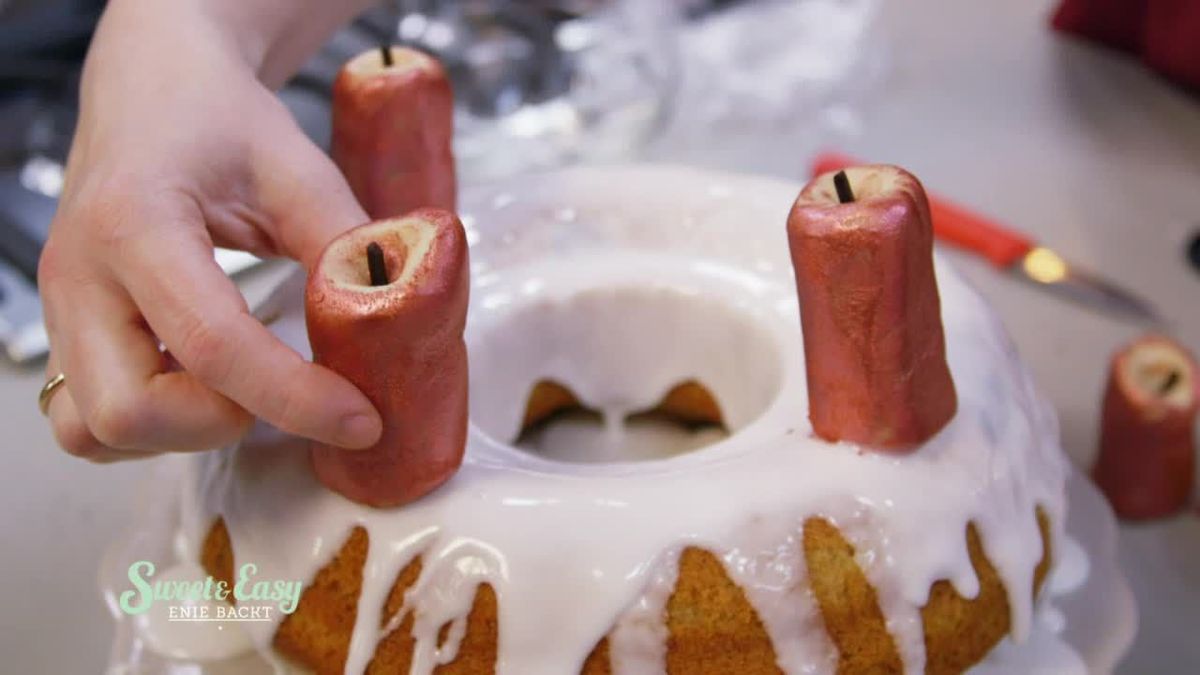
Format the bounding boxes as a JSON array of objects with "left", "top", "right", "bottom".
[
  {"left": 786, "top": 165, "right": 957, "bottom": 450},
  {"left": 332, "top": 46, "right": 456, "bottom": 217},
  {"left": 306, "top": 209, "right": 469, "bottom": 507},
  {"left": 1092, "top": 334, "right": 1199, "bottom": 519}
]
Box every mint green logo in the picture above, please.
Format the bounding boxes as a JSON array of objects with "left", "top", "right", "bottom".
[{"left": 119, "top": 561, "right": 302, "bottom": 617}]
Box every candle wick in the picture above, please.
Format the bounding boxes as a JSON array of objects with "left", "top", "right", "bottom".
[
  {"left": 1159, "top": 370, "right": 1180, "bottom": 395},
  {"left": 833, "top": 170, "right": 855, "bottom": 204},
  {"left": 367, "top": 242, "right": 389, "bottom": 286},
  {"left": 380, "top": 45, "right": 394, "bottom": 67}
]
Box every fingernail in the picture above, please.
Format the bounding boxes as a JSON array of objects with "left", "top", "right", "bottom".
[{"left": 337, "top": 412, "right": 381, "bottom": 449}]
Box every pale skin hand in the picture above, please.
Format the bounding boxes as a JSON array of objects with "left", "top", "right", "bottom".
[{"left": 39, "top": 0, "right": 380, "bottom": 461}]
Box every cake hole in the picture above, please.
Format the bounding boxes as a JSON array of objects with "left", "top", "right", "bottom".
[
  {"left": 515, "top": 379, "right": 730, "bottom": 462},
  {"left": 469, "top": 285, "right": 782, "bottom": 464}
]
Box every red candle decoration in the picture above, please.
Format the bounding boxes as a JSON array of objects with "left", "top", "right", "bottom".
[
  {"left": 1051, "top": 0, "right": 1200, "bottom": 90},
  {"left": 1050, "top": 0, "right": 1146, "bottom": 53},
  {"left": 1092, "top": 334, "right": 1199, "bottom": 520},
  {"left": 332, "top": 46, "right": 457, "bottom": 218},
  {"left": 306, "top": 209, "right": 469, "bottom": 507},
  {"left": 786, "top": 165, "right": 957, "bottom": 450},
  {"left": 1142, "top": 1, "right": 1200, "bottom": 89}
]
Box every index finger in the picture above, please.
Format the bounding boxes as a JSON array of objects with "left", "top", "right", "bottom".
[{"left": 115, "top": 225, "right": 382, "bottom": 449}]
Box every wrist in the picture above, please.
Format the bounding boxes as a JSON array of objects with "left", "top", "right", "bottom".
[
  {"left": 94, "top": 0, "right": 264, "bottom": 78},
  {"left": 99, "top": 0, "right": 375, "bottom": 89},
  {"left": 198, "top": 0, "right": 378, "bottom": 88}
]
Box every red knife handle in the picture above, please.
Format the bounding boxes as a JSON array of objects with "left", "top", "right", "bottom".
[{"left": 811, "top": 152, "right": 1035, "bottom": 268}]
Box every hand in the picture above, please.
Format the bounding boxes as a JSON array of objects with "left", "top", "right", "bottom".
[{"left": 38, "top": 1, "right": 382, "bottom": 461}]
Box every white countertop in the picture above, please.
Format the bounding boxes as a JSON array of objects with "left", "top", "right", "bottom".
[{"left": 2, "top": 0, "right": 1198, "bottom": 672}]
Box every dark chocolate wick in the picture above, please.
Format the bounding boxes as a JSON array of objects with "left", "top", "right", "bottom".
[
  {"left": 380, "top": 45, "right": 394, "bottom": 67},
  {"left": 833, "top": 170, "right": 855, "bottom": 204},
  {"left": 367, "top": 242, "right": 389, "bottom": 286},
  {"left": 1159, "top": 370, "right": 1181, "bottom": 395}
]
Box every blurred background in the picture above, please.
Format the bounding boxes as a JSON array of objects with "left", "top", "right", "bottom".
[
  {"left": 0, "top": 0, "right": 887, "bottom": 364},
  {"left": 1, "top": 0, "right": 1199, "bottom": 672}
]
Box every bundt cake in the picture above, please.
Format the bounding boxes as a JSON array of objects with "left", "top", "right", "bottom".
[{"left": 155, "top": 165, "right": 1070, "bottom": 674}]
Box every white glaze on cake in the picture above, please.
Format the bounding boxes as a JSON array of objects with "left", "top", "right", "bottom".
[{"left": 161, "top": 166, "right": 1070, "bottom": 674}]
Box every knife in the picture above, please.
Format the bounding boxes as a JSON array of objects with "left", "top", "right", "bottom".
[{"left": 811, "top": 152, "right": 1163, "bottom": 325}]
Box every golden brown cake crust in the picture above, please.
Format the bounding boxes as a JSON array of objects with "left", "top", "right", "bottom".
[
  {"left": 521, "top": 380, "right": 583, "bottom": 431},
  {"left": 803, "top": 518, "right": 904, "bottom": 674},
  {"left": 200, "top": 507, "right": 1052, "bottom": 675},
  {"left": 580, "top": 638, "right": 611, "bottom": 675},
  {"left": 366, "top": 557, "right": 423, "bottom": 674},
  {"left": 649, "top": 381, "right": 725, "bottom": 428},
  {"left": 274, "top": 525, "right": 368, "bottom": 674},
  {"left": 200, "top": 518, "right": 234, "bottom": 603},
  {"left": 665, "top": 548, "right": 781, "bottom": 674},
  {"left": 921, "top": 508, "right": 1052, "bottom": 675}
]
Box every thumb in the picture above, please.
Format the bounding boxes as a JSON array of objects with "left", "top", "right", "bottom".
[{"left": 255, "top": 123, "right": 368, "bottom": 269}]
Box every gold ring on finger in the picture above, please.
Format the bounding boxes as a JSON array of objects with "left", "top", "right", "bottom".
[{"left": 39, "top": 372, "right": 67, "bottom": 416}]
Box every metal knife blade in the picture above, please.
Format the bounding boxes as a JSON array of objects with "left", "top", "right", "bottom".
[
  {"left": 809, "top": 153, "right": 1166, "bottom": 325},
  {"left": 1012, "top": 246, "right": 1163, "bottom": 325}
]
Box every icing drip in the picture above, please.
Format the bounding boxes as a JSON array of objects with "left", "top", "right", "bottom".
[
  {"left": 162, "top": 166, "right": 1071, "bottom": 674},
  {"left": 608, "top": 549, "right": 680, "bottom": 674},
  {"left": 519, "top": 412, "right": 728, "bottom": 463},
  {"left": 719, "top": 518, "right": 838, "bottom": 674}
]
